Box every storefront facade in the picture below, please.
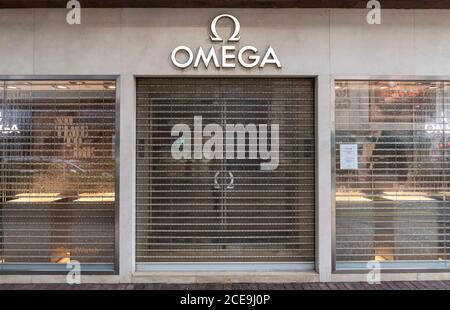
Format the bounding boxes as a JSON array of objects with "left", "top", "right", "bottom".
[{"left": 1, "top": 6, "right": 450, "bottom": 283}]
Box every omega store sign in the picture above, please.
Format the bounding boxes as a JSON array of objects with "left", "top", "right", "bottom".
[{"left": 170, "top": 14, "right": 282, "bottom": 69}]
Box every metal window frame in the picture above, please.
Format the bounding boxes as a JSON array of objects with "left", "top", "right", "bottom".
[
  {"left": 331, "top": 75, "right": 450, "bottom": 274},
  {"left": 0, "top": 75, "right": 120, "bottom": 275},
  {"left": 134, "top": 74, "right": 319, "bottom": 273}
]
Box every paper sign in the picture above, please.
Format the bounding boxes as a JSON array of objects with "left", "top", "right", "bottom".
[{"left": 340, "top": 144, "right": 358, "bottom": 170}]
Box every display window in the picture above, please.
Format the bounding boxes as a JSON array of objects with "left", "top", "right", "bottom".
[
  {"left": 0, "top": 79, "right": 117, "bottom": 272},
  {"left": 335, "top": 80, "right": 450, "bottom": 270}
]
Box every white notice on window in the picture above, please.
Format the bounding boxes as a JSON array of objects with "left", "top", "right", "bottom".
[{"left": 340, "top": 144, "right": 358, "bottom": 170}]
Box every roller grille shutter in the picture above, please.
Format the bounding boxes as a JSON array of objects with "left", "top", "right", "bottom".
[
  {"left": 136, "top": 78, "right": 315, "bottom": 265},
  {"left": 0, "top": 80, "right": 116, "bottom": 271},
  {"left": 335, "top": 80, "right": 450, "bottom": 269}
]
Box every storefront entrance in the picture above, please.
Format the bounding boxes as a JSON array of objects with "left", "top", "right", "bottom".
[{"left": 136, "top": 78, "right": 315, "bottom": 270}]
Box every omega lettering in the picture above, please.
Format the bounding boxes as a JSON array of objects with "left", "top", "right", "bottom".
[{"left": 170, "top": 14, "right": 282, "bottom": 69}]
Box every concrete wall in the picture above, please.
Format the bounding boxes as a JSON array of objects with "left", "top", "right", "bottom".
[
  {"left": 3, "top": 8, "right": 450, "bottom": 76},
  {"left": 1, "top": 8, "right": 450, "bottom": 283}
]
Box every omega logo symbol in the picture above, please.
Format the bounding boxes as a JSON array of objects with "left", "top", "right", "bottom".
[
  {"left": 209, "top": 14, "right": 241, "bottom": 42},
  {"left": 170, "top": 14, "right": 282, "bottom": 69}
]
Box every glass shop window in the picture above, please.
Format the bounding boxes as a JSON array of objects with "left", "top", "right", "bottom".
[
  {"left": 335, "top": 80, "right": 450, "bottom": 270},
  {"left": 0, "top": 80, "right": 117, "bottom": 271}
]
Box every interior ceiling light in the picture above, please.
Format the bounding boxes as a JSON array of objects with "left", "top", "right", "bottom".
[
  {"left": 69, "top": 81, "right": 85, "bottom": 85},
  {"left": 383, "top": 191, "right": 427, "bottom": 196},
  {"left": 9, "top": 196, "right": 64, "bottom": 203},
  {"left": 74, "top": 192, "right": 115, "bottom": 202},
  {"left": 336, "top": 191, "right": 362, "bottom": 196},
  {"left": 78, "top": 192, "right": 115, "bottom": 197},
  {"left": 388, "top": 82, "right": 397, "bottom": 87},
  {"left": 16, "top": 193, "right": 61, "bottom": 197},
  {"left": 336, "top": 196, "right": 372, "bottom": 202},
  {"left": 336, "top": 191, "right": 372, "bottom": 202},
  {"left": 10, "top": 192, "right": 63, "bottom": 203},
  {"left": 381, "top": 191, "right": 435, "bottom": 201},
  {"left": 55, "top": 85, "right": 69, "bottom": 89},
  {"left": 6, "top": 86, "right": 18, "bottom": 90}
]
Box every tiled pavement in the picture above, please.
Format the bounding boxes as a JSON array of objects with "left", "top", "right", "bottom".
[{"left": 0, "top": 281, "right": 449, "bottom": 290}]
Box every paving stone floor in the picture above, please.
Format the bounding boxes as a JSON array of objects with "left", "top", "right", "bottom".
[{"left": 0, "top": 281, "right": 449, "bottom": 290}]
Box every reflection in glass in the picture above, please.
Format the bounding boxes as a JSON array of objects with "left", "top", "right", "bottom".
[{"left": 335, "top": 80, "right": 450, "bottom": 268}]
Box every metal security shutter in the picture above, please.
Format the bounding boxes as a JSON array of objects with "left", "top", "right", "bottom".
[
  {"left": 136, "top": 78, "right": 315, "bottom": 268},
  {"left": 335, "top": 80, "right": 450, "bottom": 270},
  {"left": 0, "top": 80, "right": 117, "bottom": 272}
]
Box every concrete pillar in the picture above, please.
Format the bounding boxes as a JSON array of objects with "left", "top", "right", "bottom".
[
  {"left": 316, "top": 75, "right": 333, "bottom": 282},
  {"left": 119, "top": 74, "right": 136, "bottom": 283}
]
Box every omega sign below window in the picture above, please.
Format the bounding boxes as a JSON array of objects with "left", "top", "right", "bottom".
[{"left": 170, "top": 14, "right": 282, "bottom": 69}]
